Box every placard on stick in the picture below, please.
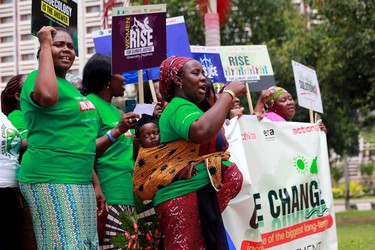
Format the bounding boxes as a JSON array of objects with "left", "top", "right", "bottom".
[
  {"left": 291, "top": 60, "right": 323, "bottom": 114},
  {"left": 31, "top": 0, "right": 78, "bottom": 55},
  {"left": 112, "top": 4, "right": 167, "bottom": 74}
]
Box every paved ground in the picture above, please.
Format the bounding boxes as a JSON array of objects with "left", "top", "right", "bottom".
[{"left": 334, "top": 197, "right": 375, "bottom": 213}]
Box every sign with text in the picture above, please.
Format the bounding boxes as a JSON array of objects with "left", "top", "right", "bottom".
[
  {"left": 292, "top": 60, "right": 324, "bottom": 113},
  {"left": 31, "top": 0, "right": 78, "bottom": 55},
  {"left": 219, "top": 45, "right": 275, "bottom": 91},
  {"left": 146, "top": 16, "right": 192, "bottom": 81},
  {"left": 223, "top": 116, "right": 337, "bottom": 249},
  {"left": 112, "top": 4, "right": 166, "bottom": 74},
  {"left": 190, "top": 46, "right": 226, "bottom": 83},
  {"left": 92, "top": 29, "right": 147, "bottom": 84}
]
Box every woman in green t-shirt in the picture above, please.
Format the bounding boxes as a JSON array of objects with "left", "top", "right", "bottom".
[
  {"left": 81, "top": 53, "right": 140, "bottom": 248},
  {"left": 1, "top": 74, "right": 28, "bottom": 149},
  {"left": 135, "top": 56, "right": 247, "bottom": 249},
  {"left": 18, "top": 26, "right": 101, "bottom": 249}
]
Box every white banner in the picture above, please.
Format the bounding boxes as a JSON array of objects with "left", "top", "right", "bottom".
[{"left": 223, "top": 116, "right": 337, "bottom": 250}]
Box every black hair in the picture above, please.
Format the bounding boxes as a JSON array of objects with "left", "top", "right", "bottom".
[
  {"left": 81, "top": 53, "right": 111, "bottom": 95},
  {"left": 1, "top": 74, "right": 25, "bottom": 115},
  {"left": 134, "top": 114, "right": 159, "bottom": 138}
]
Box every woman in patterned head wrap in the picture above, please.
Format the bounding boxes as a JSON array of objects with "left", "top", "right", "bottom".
[
  {"left": 134, "top": 56, "right": 247, "bottom": 249},
  {"left": 254, "top": 86, "right": 327, "bottom": 132},
  {"left": 254, "top": 86, "right": 295, "bottom": 121}
]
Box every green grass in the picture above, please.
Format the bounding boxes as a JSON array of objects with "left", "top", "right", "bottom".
[{"left": 336, "top": 210, "right": 375, "bottom": 249}]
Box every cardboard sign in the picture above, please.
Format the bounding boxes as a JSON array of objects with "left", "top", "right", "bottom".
[
  {"left": 31, "top": 0, "right": 78, "bottom": 55},
  {"left": 219, "top": 45, "right": 275, "bottom": 91},
  {"left": 145, "top": 16, "right": 192, "bottom": 81},
  {"left": 112, "top": 4, "right": 166, "bottom": 74},
  {"left": 190, "top": 46, "right": 226, "bottom": 83},
  {"left": 291, "top": 60, "right": 324, "bottom": 113}
]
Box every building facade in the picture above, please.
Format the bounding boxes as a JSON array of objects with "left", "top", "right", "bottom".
[{"left": 0, "top": 0, "right": 105, "bottom": 91}]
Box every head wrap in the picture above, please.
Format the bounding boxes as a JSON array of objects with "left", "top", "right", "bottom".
[
  {"left": 135, "top": 114, "right": 159, "bottom": 138},
  {"left": 265, "top": 87, "right": 288, "bottom": 110},
  {"left": 159, "top": 56, "right": 193, "bottom": 101}
]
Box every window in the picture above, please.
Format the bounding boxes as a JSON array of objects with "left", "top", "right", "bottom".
[
  {"left": 0, "top": 36, "right": 13, "bottom": 43},
  {"left": 20, "top": 34, "right": 32, "bottom": 41},
  {"left": 86, "top": 5, "right": 100, "bottom": 13},
  {"left": 87, "top": 26, "right": 100, "bottom": 33},
  {"left": 0, "top": 0, "right": 13, "bottom": 4},
  {"left": 87, "top": 47, "right": 95, "bottom": 54},
  {"left": 0, "top": 16, "right": 13, "bottom": 23},
  {"left": 1, "top": 55, "right": 13, "bottom": 63},
  {"left": 21, "top": 53, "right": 34, "bottom": 61},
  {"left": 20, "top": 14, "right": 31, "bottom": 21},
  {"left": 1, "top": 76, "right": 12, "bottom": 83}
]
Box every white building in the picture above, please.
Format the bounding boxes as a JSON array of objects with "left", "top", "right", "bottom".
[{"left": 0, "top": 0, "right": 104, "bottom": 90}]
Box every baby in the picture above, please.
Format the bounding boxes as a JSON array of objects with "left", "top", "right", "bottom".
[{"left": 134, "top": 114, "right": 196, "bottom": 180}]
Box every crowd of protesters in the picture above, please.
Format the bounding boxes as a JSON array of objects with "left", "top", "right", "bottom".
[{"left": 0, "top": 26, "right": 327, "bottom": 250}]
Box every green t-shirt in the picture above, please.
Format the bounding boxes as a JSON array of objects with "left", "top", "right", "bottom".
[
  {"left": 8, "top": 109, "right": 28, "bottom": 139},
  {"left": 87, "top": 94, "right": 134, "bottom": 205},
  {"left": 18, "top": 70, "right": 99, "bottom": 184},
  {"left": 153, "top": 97, "right": 210, "bottom": 206}
]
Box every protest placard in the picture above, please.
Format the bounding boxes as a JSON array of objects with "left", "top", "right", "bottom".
[
  {"left": 112, "top": 4, "right": 166, "bottom": 74},
  {"left": 219, "top": 45, "right": 275, "bottom": 91},
  {"left": 31, "top": 0, "right": 78, "bottom": 55},
  {"left": 292, "top": 60, "right": 324, "bottom": 114}
]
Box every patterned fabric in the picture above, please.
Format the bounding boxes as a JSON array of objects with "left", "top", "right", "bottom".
[
  {"left": 265, "top": 86, "right": 287, "bottom": 110},
  {"left": 156, "top": 163, "right": 242, "bottom": 249},
  {"left": 159, "top": 56, "right": 193, "bottom": 101},
  {"left": 19, "top": 183, "right": 99, "bottom": 250},
  {"left": 99, "top": 205, "right": 134, "bottom": 250},
  {"left": 133, "top": 139, "right": 228, "bottom": 200}
]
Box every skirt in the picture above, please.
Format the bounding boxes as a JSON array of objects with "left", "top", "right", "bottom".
[{"left": 19, "top": 182, "right": 99, "bottom": 250}]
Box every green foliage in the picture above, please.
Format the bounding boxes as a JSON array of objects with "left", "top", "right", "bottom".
[
  {"left": 133, "top": 0, "right": 374, "bottom": 156},
  {"left": 330, "top": 166, "right": 344, "bottom": 186},
  {"left": 334, "top": 181, "right": 366, "bottom": 198},
  {"left": 360, "top": 163, "right": 375, "bottom": 177},
  {"left": 111, "top": 193, "right": 162, "bottom": 249},
  {"left": 332, "top": 187, "right": 344, "bottom": 198}
]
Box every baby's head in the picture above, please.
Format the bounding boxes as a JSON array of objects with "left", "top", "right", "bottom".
[{"left": 135, "top": 114, "right": 160, "bottom": 148}]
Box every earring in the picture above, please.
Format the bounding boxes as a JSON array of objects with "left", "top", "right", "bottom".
[
  {"left": 107, "top": 82, "right": 111, "bottom": 89},
  {"left": 180, "top": 84, "right": 183, "bottom": 89}
]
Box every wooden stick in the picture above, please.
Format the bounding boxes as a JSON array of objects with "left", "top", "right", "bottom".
[
  {"left": 309, "top": 101, "right": 314, "bottom": 123},
  {"left": 148, "top": 80, "right": 157, "bottom": 103},
  {"left": 245, "top": 83, "right": 253, "bottom": 114},
  {"left": 138, "top": 70, "right": 144, "bottom": 104}
]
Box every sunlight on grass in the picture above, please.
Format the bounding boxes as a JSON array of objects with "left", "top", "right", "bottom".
[{"left": 336, "top": 210, "right": 375, "bottom": 250}]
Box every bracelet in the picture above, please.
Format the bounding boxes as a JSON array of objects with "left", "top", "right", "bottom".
[
  {"left": 106, "top": 130, "right": 116, "bottom": 143},
  {"left": 223, "top": 89, "right": 236, "bottom": 100}
]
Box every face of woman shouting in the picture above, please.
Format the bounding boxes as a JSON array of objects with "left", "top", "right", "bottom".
[{"left": 175, "top": 60, "right": 207, "bottom": 104}]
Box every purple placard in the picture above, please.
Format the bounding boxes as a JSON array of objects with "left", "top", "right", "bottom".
[{"left": 112, "top": 5, "right": 166, "bottom": 74}]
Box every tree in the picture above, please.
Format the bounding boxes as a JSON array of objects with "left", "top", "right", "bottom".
[{"left": 132, "top": 0, "right": 374, "bottom": 156}]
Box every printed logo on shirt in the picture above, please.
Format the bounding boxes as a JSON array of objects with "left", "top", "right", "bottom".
[
  {"left": 1, "top": 124, "right": 21, "bottom": 160},
  {"left": 78, "top": 100, "right": 96, "bottom": 112}
]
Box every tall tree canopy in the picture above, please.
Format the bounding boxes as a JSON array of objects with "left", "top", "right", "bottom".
[{"left": 131, "top": 0, "right": 374, "bottom": 155}]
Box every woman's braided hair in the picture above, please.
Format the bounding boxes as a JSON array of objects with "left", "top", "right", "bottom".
[{"left": 1, "top": 74, "right": 25, "bottom": 115}]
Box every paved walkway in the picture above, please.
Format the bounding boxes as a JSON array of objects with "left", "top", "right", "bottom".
[{"left": 334, "top": 197, "right": 375, "bottom": 213}]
